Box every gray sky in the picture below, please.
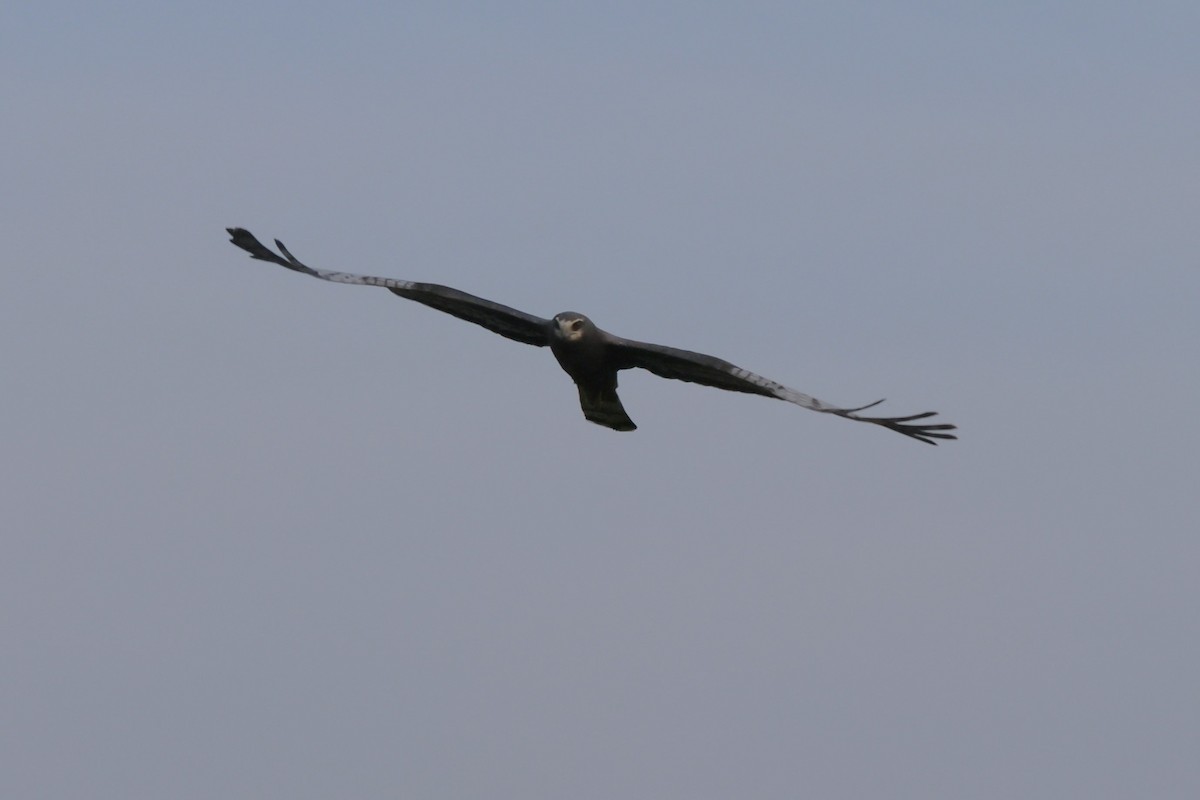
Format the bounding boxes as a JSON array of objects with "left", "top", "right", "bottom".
[{"left": 4, "top": 3, "right": 1198, "bottom": 798}]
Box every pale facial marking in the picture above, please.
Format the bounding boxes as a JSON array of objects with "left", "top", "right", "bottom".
[{"left": 555, "top": 314, "right": 587, "bottom": 342}]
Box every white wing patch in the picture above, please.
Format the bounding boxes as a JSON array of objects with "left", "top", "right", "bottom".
[
  {"left": 309, "top": 268, "right": 417, "bottom": 292},
  {"left": 729, "top": 366, "right": 827, "bottom": 411}
]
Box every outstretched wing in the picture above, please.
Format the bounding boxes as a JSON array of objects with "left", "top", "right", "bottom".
[
  {"left": 609, "top": 337, "right": 956, "bottom": 445},
  {"left": 227, "top": 228, "right": 551, "bottom": 347}
]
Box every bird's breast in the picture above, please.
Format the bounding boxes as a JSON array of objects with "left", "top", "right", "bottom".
[{"left": 550, "top": 337, "right": 611, "bottom": 385}]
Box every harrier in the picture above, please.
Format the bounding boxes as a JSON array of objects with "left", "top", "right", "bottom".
[{"left": 227, "top": 228, "right": 956, "bottom": 444}]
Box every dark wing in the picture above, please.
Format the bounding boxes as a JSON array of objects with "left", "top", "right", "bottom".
[
  {"left": 227, "top": 228, "right": 551, "bottom": 347},
  {"left": 608, "top": 337, "right": 956, "bottom": 445}
]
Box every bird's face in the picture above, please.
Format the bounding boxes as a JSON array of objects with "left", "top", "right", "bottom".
[{"left": 553, "top": 312, "right": 591, "bottom": 343}]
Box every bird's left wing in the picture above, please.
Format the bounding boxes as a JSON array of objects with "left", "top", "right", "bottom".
[
  {"left": 609, "top": 337, "right": 956, "bottom": 445},
  {"left": 227, "top": 228, "right": 551, "bottom": 347}
]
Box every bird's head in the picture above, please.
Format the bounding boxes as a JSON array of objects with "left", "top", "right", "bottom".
[{"left": 552, "top": 312, "right": 593, "bottom": 343}]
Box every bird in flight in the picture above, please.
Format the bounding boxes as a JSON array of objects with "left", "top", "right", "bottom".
[{"left": 227, "top": 228, "right": 956, "bottom": 444}]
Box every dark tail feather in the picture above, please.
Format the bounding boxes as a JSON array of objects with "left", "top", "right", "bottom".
[{"left": 578, "top": 386, "right": 637, "bottom": 431}]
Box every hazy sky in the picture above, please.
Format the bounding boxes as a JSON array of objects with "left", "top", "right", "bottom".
[{"left": 4, "top": 3, "right": 1198, "bottom": 798}]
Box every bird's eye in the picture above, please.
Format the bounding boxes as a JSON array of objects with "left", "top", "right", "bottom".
[{"left": 570, "top": 320, "right": 584, "bottom": 331}]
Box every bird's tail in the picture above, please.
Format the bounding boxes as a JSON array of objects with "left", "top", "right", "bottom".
[{"left": 578, "top": 386, "right": 637, "bottom": 431}]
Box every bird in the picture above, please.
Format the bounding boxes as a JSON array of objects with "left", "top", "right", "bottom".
[{"left": 227, "top": 228, "right": 957, "bottom": 444}]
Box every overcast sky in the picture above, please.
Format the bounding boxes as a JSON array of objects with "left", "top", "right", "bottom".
[{"left": 3, "top": 3, "right": 1198, "bottom": 798}]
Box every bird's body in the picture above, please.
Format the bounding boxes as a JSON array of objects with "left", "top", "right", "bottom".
[
  {"left": 549, "top": 312, "right": 637, "bottom": 431},
  {"left": 226, "top": 227, "right": 956, "bottom": 444}
]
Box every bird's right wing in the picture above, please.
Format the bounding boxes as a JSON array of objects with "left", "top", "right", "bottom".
[
  {"left": 609, "top": 337, "right": 957, "bottom": 445},
  {"left": 227, "top": 228, "right": 551, "bottom": 347}
]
